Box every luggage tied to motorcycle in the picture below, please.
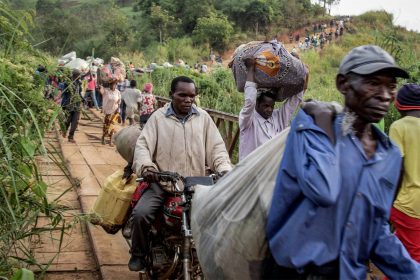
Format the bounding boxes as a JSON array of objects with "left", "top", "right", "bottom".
[
  {"left": 113, "top": 125, "right": 142, "bottom": 163},
  {"left": 190, "top": 127, "right": 290, "bottom": 280},
  {"left": 230, "top": 40, "right": 307, "bottom": 101},
  {"left": 90, "top": 169, "right": 137, "bottom": 234}
]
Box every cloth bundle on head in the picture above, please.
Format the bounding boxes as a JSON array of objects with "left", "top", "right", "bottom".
[
  {"left": 395, "top": 83, "right": 420, "bottom": 111},
  {"left": 143, "top": 83, "right": 153, "bottom": 93},
  {"left": 230, "top": 40, "right": 307, "bottom": 101}
]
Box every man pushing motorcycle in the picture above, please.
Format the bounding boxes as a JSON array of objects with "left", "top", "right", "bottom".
[{"left": 130, "top": 76, "right": 232, "bottom": 271}]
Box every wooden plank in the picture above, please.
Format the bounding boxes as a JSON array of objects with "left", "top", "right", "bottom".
[
  {"left": 229, "top": 128, "right": 240, "bottom": 157},
  {"left": 215, "top": 118, "right": 222, "bottom": 128},
  {"left": 32, "top": 251, "right": 96, "bottom": 272},
  {"left": 227, "top": 121, "right": 233, "bottom": 144}
]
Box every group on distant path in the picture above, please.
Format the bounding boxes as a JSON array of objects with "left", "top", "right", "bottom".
[{"left": 41, "top": 66, "right": 156, "bottom": 145}]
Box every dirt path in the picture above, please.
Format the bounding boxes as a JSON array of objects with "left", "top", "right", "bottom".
[{"left": 36, "top": 109, "right": 139, "bottom": 279}]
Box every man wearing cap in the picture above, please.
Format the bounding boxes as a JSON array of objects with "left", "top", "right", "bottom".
[
  {"left": 389, "top": 84, "right": 420, "bottom": 264},
  {"left": 266, "top": 45, "right": 420, "bottom": 279}
]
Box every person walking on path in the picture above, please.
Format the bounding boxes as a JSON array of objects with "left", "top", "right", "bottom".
[
  {"left": 118, "top": 76, "right": 130, "bottom": 125},
  {"left": 238, "top": 58, "right": 306, "bottom": 160},
  {"left": 61, "top": 70, "right": 83, "bottom": 144},
  {"left": 139, "top": 83, "right": 156, "bottom": 126},
  {"left": 84, "top": 72, "right": 99, "bottom": 110},
  {"left": 99, "top": 80, "right": 121, "bottom": 146},
  {"left": 129, "top": 76, "right": 232, "bottom": 272},
  {"left": 389, "top": 83, "right": 420, "bottom": 263},
  {"left": 266, "top": 45, "right": 420, "bottom": 279},
  {"left": 122, "top": 80, "right": 142, "bottom": 125}
]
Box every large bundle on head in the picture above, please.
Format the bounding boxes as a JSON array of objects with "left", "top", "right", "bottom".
[
  {"left": 191, "top": 128, "right": 289, "bottom": 280},
  {"left": 113, "top": 125, "right": 141, "bottom": 163},
  {"left": 99, "top": 57, "right": 126, "bottom": 83},
  {"left": 230, "top": 40, "right": 307, "bottom": 101}
]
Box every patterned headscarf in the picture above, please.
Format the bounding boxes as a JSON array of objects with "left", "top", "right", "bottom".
[
  {"left": 143, "top": 83, "right": 153, "bottom": 93},
  {"left": 395, "top": 83, "right": 420, "bottom": 110}
]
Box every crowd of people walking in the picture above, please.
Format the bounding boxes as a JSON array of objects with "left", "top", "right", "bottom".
[{"left": 39, "top": 23, "right": 420, "bottom": 278}]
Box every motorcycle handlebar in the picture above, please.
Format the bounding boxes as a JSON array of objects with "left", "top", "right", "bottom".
[{"left": 136, "top": 171, "right": 223, "bottom": 185}]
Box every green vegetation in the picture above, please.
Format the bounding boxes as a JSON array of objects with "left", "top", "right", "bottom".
[
  {"left": 1, "top": 1, "right": 78, "bottom": 278},
  {"left": 132, "top": 10, "right": 420, "bottom": 134},
  {"left": 3, "top": 0, "right": 420, "bottom": 276},
  {"left": 11, "top": 0, "right": 332, "bottom": 60}
]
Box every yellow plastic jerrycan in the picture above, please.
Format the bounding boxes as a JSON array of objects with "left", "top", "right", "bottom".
[{"left": 91, "top": 169, "right": 137, "bottom": 233}]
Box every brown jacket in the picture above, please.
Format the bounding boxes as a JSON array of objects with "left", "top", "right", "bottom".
[{"left": 133, "top": 103, "right": 232, "bottom": 191}]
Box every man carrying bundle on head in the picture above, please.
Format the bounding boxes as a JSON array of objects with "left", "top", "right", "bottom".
[{"left": 238, "top": 58, "right": 307, "bottom": 160}]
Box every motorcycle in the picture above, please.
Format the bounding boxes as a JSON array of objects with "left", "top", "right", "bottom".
[{"left": 123, "top": 171, "right": 217, "bottom": 280}]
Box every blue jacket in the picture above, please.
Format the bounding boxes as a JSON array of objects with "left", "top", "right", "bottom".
[{"left": 267, "top": 109, "right": 419, "bottom": 279}]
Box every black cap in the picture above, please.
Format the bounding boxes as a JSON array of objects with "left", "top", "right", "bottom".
[{"left": 339, "top": 45, "right": 409, "bottom": 78}]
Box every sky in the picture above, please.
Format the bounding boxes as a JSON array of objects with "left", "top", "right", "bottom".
[{"left": 329, "top": 0, "right": 420, "bottom": 33}]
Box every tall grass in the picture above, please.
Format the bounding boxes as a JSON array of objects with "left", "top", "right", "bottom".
[{"left": 1, "top": 2, "right": 79, "bottom": 278}]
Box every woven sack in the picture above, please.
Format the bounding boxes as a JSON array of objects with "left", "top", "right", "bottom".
[{"left": 230, "top": 40, "right": 307, "bottom": 101}]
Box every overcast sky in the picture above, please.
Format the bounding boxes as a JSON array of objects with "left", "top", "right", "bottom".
[{"left": 329, "top": 0, "right": 420, "bottom": 33}]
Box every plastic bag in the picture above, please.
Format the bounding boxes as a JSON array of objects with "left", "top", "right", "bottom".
[
  {"left": 64, "top": 58, "right": 89, "bottom": 72},
  {"left": 190, "top": 127, "right": 290, "bottom": 280},
  {"left": 61, "top": 51, "right": 76, "bottom": 61},
  {"left": 58, "top": 51, "right": 77, "bottom": 66},
  {"left": 230, "top": 40, "right": 307, "bottom": 101},
  {"left": 90, "top": 169, "right": 137, "bottom": 234},
  {"left": 113, "top": 125, "right": 141, "bottom": 163}
]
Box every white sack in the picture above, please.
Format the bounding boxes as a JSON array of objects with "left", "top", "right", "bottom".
[
  {"left": 191, "top": 127, "right": 290, "bottom": 280},
  {"left": 113, "top": 125, "right": 141, "bottom": 163},
  {"left": 61, "top": 51, "right": 76, "bottom": 61},
  {"left": 64, "top": 58, "right": 89, "bottom": 72}
]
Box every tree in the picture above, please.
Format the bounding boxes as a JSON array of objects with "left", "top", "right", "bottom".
[
  {"left": 98, "top": 9, "right": 134, "bottom": 59},
  {"left": 192, "top": 13, "right": 233, "bottom": 52},
  {"left": 149, "top": 4, "right": 179, "bottom": 44},
  {"left": 179, "top": 0, "right": 214, "bottom": 33},
  {"left": 244, "top": 0, "right": 274, "bottom": 36},
  {"left": 317, "top": 0, "right": 340, "bottom": 15}
]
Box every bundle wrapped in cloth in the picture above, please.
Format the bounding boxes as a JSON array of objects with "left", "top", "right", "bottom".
[
  {"left": 230, "top": 40, "right": 307, "bottom": 101},
  {"left": 99, "top": 57, "right": 126, "bottom": 83},
  {"left": 113, "top": 125, "right": 141, "bottom": 163},
  {"left": 190, "top": 128, "right": 290, "bottom": 280}
]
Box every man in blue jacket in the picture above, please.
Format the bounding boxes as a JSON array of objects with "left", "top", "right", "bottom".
[{"left": 266, "top": 45, "right": 420, "bottom": 279}]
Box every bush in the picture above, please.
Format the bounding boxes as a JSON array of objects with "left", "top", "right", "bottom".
[
  {"left": 354, "top": 11, "right": 393, "bottom": 29},
  {"left": 1, "top": 3, "right": 79, "bottom": 276}
]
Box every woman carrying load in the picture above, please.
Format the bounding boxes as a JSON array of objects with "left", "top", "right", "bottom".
[{"left": 99, "top": 80, "right": 121, "bottom": 145}]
